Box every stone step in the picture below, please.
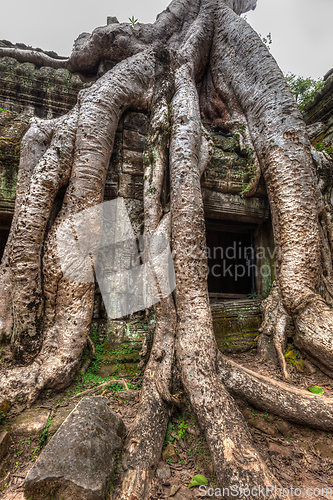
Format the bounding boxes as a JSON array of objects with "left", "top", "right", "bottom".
[{"left": 96, "top": 299, "right": 261, "bottom": 377}]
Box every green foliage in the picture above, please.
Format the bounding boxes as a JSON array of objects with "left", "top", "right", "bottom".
[
  {"left": 0, "top": 107, "right": 6, "bottom": 112},
  {"left": 315, "top": 142, "right": 333, "bottom": 157},
  {"left": 307, "top": 386, "right": 324, "bottom": 395},
  {"left": 82, "top": 372, "right": 106, "bottom": 385},
  {"left": 285, "top": 73, "right": 324, "bottom": 110},
  {"left": 164, "top": 421, "right": 176, "bottom": 446},
  {"left": 177, "top": 417, "right": 188, "bottom": 438},
  {"left": 259, "top": 33, "right": 272, "bottom": 50},
  {"left": 189, "top": 474, "right": 208, "bottom": 488},
  {"left": 38, "top": 416, "right": 53, "bottom": 448},
  {"left": 82, "top": 330, "right": 106, "bottom": 376},
  {"left": 129, "top": 16, "right": 138, "bottom": 27}
]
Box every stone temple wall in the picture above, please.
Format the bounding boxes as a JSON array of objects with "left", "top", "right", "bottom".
[
  {"left": 0, "top": 52, "right": 85, "bottom": 118},
  {"left": 304, "top": 69, "right": 333, "bottom": 155}
]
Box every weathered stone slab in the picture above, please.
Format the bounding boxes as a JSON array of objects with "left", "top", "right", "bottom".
[
  {"left": 9, "top": 408, "right": 50, "bottom": 437},
  {"left": 123, "top": 129, "right": 147, "bottom": 152},
  {"left": 211, "top": 299, "right": 261, "bottom": 352},
  {"left": 202, "top": 189, "right": 270, "bottom": 223},
  {"left": 48, "top": 404, "right": 76, "bottom": 435},
  {"left": 23, "top": 396, "right": 125, "bottom": 500},
  {"left": 122, "top": 150, "right": 144, "bottom": 175},
  {"left": 0, "top": 53, "right": 85, "bottom": 118},
  {"left": 0, "top": 430, "right": 10, "bottom": 460}
]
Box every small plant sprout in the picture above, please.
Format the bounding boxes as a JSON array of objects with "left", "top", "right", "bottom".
[{"left": 129, "top": 16, "right": 138, "bottom": 27}]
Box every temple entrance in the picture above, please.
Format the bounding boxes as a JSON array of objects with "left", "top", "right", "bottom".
[
  {"left": 0, "top": 221, "right": 10, "bottom": 261},
  {"left": 206, "top": 220, "right": 256, "bottom": 301}
]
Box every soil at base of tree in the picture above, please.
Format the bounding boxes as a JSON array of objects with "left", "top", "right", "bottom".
[{"left": 1, "top": 350, "right": 333, "bottom": 500}]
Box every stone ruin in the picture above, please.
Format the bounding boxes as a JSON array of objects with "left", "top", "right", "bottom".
[{"left": 1, "top": 39, "right": 332, "bottom": 379}]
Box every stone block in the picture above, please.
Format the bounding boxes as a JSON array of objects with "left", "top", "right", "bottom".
[
  {"left": 0, "top": 430, "right": 11, "bottom": 460},
  {"left": 276, "top": 420, "right": 295, "bottom": 437},
  {"left": 252, "top": 418, "right": 279, "bottom": 436},
  {"left": 268, "top": 442, "right": 291, "bottom": 457},
  {"left": 123, "top": 129, "right": 147, "bottom": 152},
  {"left": 156, "top": 464, "right": 171, "bottom": 481},
  {"left": 23, "top": 396, "right": 126, "bottom": 500},
  {"left": 123, "top": 112, "right": 149, "bottom": 136},
  {"left": 122, "top": 150, "right": 144, "bottom": 175},
  {"left": 9, "top": 408, "right": 50, "bottom": 437},
  {"left": 313, "top": 442, "right": 333, "bottom": 459},
  {"left": 107, "top": 16, "right": 119, "bottom": 25},
  {"left": 212, "top": 299, "right": 261, "bottom": 353}
]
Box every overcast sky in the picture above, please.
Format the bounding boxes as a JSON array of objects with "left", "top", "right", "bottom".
[{"left": 1, "top": 0, "right": 331, "bottom": 79}]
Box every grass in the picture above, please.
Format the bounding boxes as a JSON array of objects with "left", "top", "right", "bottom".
[{"left": 38, "top": 416, "right": 53, "bottom": 448}]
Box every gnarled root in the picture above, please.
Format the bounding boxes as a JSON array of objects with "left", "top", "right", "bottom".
[
  {"left": 217, "top": 352, "right": 333, "bottom": 431},
  {"left": 115, "top": 295, "right": 176, "bottom": 500},
  {"left": 0, "top": 47, "right": 69, "bottom": 69},
  {"left": 170, "top": 54, "right": 283, "bottom": 494},
  {"left": 0, "top": 51, "right": 156, "bottom": 406},
  {"left": 115, "top": 99, "right": 177, "bottom": 497},
  {"left": 257, "top": 283, "right": 292, "bottom": 380},
  {"left": 212, "top": 2, "right": 333, "bottom": 382},
  {"left": 0, "top": 116, "right": 57, "bottom": 343}
]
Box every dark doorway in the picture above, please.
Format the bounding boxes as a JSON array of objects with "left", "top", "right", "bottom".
[
  {"left": 206, "top": 220, "right": 256, "bottom": 300},
  {"left": 0, "top": 221, "right": 11, "bottom": 261}
]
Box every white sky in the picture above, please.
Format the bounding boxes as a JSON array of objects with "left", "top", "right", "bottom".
[{"left": 1, "top": 0, "right": 332, "bottom": 79}]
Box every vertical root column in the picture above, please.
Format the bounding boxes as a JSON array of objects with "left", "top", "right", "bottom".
[
  {"left": 10, "top": 110, "right": 78, "bottom": 348},
  {"left": 0, "top": 116, "right": 59, "bottom": 343},
  {"left": 116, "top": 87, "right": 177, "bottom": 498},
  {"left": 170, "top": 60, "right": 284, "bottom": 494}
]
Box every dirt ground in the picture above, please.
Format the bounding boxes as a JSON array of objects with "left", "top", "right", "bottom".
[{"left": 1, "top": 348, "right": 333, "bottom": 500}]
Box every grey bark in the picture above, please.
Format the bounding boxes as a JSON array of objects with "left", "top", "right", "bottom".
[{"left": 1, "top": 0, "right": 333, "bottom": 498}]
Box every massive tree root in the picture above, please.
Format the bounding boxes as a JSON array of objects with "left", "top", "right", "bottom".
[
  {"left": 217, "top": 353, "right": 333, "bottom": 431},
  {"left": 2, "top": 0, "right": 333, "bottom": 497},
  {"left": 0, "top": 51, "right": 155, "bottom": 404},
  {"left": 211, "top": 4, "right": 333, "bottom": 377}
]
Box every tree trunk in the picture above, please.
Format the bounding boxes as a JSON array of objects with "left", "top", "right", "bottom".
[{"left": 1, "top": 0, "right": 333, "bottom": 497}]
